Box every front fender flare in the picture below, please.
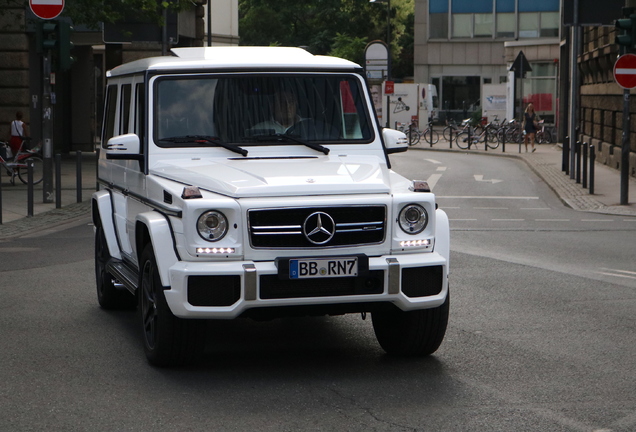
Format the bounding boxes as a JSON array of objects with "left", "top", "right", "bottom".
[
  {"left": 434, "top": 208, "right": 450, "bottom": 274},
  {"left": 135, "top": 212, "right": 179, "bottom": 288}
]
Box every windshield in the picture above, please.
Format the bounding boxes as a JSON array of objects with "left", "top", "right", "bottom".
[{"left": 153, "top": 74, "right": 373, "bottom": 147}]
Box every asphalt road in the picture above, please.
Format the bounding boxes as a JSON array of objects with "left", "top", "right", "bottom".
[{"left": 1, "top": 151, "right": 635, "bottom": 431}]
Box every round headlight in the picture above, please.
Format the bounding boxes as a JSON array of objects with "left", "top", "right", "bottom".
[
  {"left": 398, "top": 204, "right": 428, "bottom": 234},
  {"left": 197, "top": 210, "right": 228, "bottom": 241}
]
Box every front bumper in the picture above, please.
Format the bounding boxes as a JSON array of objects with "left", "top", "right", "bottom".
[{"left": 164, "top": 251, "right": 448, "bottom": 319}]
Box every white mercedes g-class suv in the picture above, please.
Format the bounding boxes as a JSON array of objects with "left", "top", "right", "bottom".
[{"left": 92, "top": 47, "right": 450, "bottom": 366}]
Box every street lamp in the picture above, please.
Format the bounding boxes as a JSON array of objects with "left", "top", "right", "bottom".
[{"left": 370, "top": 0, "right": 391, "bottom": 80}]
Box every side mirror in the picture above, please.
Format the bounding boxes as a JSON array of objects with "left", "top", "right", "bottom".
[
  {"left": 105, "top": 134, "right": 143, "bottom": 160},
  {"left": 382, "top": 128, "right": 408, "bottom": 154}
]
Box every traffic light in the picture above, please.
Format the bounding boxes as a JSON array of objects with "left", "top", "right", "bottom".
[
  {"left": 57, "top": 21, "right": 75, "bottom": 71},
  {"left": 615, "top": 15, "right": 636, "bottom": 51},
  {"left": 35, "top": 20, "right": 75, "bottom": 71}
]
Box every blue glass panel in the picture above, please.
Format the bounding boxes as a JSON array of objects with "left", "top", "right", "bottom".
[
  {"left": 430, "top": 0, "right": 448, "bottom": 13},
  {"left": 519, "top": 0, "right": 559, "bottom": 12},
  {"left": 496, "top": 0, "right": 515, "bottom": 13},
  {"left": 452, "top": 0, "right": 492, "bottom": 13}
]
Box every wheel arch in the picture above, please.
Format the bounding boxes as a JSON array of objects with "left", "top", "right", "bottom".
[
  {"left": 434, "top": 208, "right": 450, "bottom": 274},
  {"left": 135, "top": 212, "right": 179, "bottom": 287}
]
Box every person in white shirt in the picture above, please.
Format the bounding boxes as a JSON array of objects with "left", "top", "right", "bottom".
[{"left": 9, "top": 111, "right": 28, "bottom": 156}]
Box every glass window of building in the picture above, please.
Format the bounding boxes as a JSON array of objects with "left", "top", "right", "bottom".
[
  {"left": 519, "top": 12, "right": 539, "bottom": 38},
  {"left": 540, "top": 12, "right": 559, "bottom": 37},
  {"left": 452, "top": 14, "right": 472, "bottom": 38},
  {"left": 474, "top": 13, "right": 494, "bottom": 37},
  {"left": 429, "top": 0, "right": 449, "bottom": 39},
  {"left": 496, "top": 13, "right": 515, "bottom": 38}
]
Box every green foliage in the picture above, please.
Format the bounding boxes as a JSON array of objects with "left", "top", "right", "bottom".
[{"left": 239, "top": 0, "right": 414, "bottom": 79}]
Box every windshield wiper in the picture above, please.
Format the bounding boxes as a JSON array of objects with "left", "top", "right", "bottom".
[
  {"left": 251, "top": 133, "right": 329, "bottom": 155},
  {"left": 159, "top": 135, "right": 248, "bottom": 157}
]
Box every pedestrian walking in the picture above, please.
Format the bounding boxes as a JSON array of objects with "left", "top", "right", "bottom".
[
  {"left": 9, "top": 111, "right": 28, "bottom": 156},
  {"left": 522, "top": 103, "right": 539, "bottom": 153}
]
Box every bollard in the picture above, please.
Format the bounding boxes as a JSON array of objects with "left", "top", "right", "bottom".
[
  {"left": 502, "top": 127, "right": 506, "bottom": 153},
  {"left": 76, "top": 150, "right": 82, "bottom": 203},
  {"left": 429, "top": 122, "right": 433, "bottom": 148},
  {"left": 27, "top": 159, "right": 34, "bottom": 217},
  {"left": 563, "top": 136, "right": 570, "bottom": 175},
  {"left": 575, "top": 141, "right": 582, "bottom": 184},
  {"left": 589, "top": 144, "right": 595, "bottom": 195},
  {"left": 582, "top": 142, "right": 588, "bottom": 189},
  {"left": 0, "top": 172, "right": 3, "bottom": 225},
  {"left": 55, "top": 154, "right": 62, "bottom": 209},
  {"left": 449, "top": 126, "right": 453, "bottom": 149}
]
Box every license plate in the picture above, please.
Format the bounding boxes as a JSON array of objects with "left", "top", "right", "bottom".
[{"left": 289, "top": 257, "right": 358, "bottom": 279}]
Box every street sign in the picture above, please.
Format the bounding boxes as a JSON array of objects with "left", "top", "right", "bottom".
[
  {"left": 384, "top": 81, "right": 394, "bottom": 95},
  {"left": 30, "top": 0, "right": 64, "bottom": 20},
  {"left": 509, "top": 51, "right": 532, "bottom": 78},
  {"left": 614, "top": 54, "right": 636, "bottom": 89}
]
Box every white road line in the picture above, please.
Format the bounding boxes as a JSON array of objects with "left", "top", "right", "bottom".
[
  {"left": 600, "top": 268, "right": 636, "bottom": 276},
  {"left": 581, "top": 219, "right": 614, "bottom": 222},
  {"left": 436, "top": 166, "right": 447, "bottom": 171},
  {"left": 492, "top": 219, "right": 525, "bottom": 221},
  {"left": 426, "top": 173, "right": 443, "bottom": 190},
  {"left": 449, "top": 219, "right": 478, "bottom": 221},
  {"left": 597, "top": 272, "right": 636, "bottom": 280},
  {"left": 521, "top": 208, "right": 551, "bottom": 210},
  {"left": 474, "top": 207, "right": 508, "bottom": 210},
  {"left": 535, "top": 219, "right": 570, "bottom": 222}
]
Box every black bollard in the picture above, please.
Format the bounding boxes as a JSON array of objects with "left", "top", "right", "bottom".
[
  {"left": 76, "top": 151, "right": 82, "bottom": 203},
  {"left": 55, "top": 154, "right": 62, "bottom": 209},
  {"left": 563, "top": 136, "right": 570, "bottom": 174},
  {"left": 589, "top": 145, "right": 595, "bottom": 195},
  {"left": 582, "top": 142, "right": 588, "bottom": 189},
  {"left": 576, "top": 141, "right": 581, "bottom": 184},
  {"left": 27, "top": 159, "right": 34, "bottom": 217}
]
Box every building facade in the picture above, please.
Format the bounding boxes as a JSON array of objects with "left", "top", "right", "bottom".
[
  {"left": 0, "top": 0, "right": 239, "bottom": 154},
  {"left": 414, "top": 0, "right": 560, "bottom": 124}
]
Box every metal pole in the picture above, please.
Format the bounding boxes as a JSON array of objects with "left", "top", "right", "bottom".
[
  {"left": 76, "top": 150, "right": 82, "bottom": 203},
  {"left": 621, "top": 89, "right": 630, "bottom": 204},
  {"left": 27, "top": 160, "right": 34, "bottom": 217},
  {"left": 576, "top": 141, "right": 582, "bottom": 183},
  {"left": 563, "top": 136, "right": 570, "bottom": 174},
  {"left": 582, "top": 141, "right": 588, "bottom": 188},
  {"left": 589, "top": 144, "right": 595, "bottom": 195},
  {"left": 55, "top": 153, "right": 61, "bottom": 208},
  {"left": 207, "top": 0, "right": 212, "bottom": 46},
  {"left": 42, "top": 51, "right": 54, "bottom": 204},
  {"left": 0, "top": 171, "right": 3, "bottom": 225},
  {"left": 568, "top": 0, "right": 580, "bottom": 179}
]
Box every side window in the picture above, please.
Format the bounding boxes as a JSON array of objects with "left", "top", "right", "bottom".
[
  {"left": 134, "top": 83, "right": 144, "bottom": 136},
  {"left": 102, "top": 84, "right": 118, "bottom": 149},
  {"left": 120, "top": 84, "right": 132, "bottom": 134}
]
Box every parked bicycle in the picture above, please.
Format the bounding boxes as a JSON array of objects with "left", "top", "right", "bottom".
[
  {"left": 0, "top": 138, "right": 43, "bottom": 185},
  {"left": 397, "top": 121, "right": 439, "bottom": 146},
  {"left": 535, "top": 120, "right": 552, "bottom": 144},
  {"left": 442, "top": 118, "right": 471, "bottom": 142},
  {"left": 455, "top": 125, "right": 499, "bottom": 150}
]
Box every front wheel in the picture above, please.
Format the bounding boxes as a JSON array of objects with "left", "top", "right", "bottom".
[
  {"left": 454, "top": 131, "right": 474, "bottom": 150},
  {"left": 139, "top": 243, "right": 204, "bottom": 367},
  {"left": 372, "top": 293, "right": 449, "bottom": 357},
  {"left": 95, "top": 225, "right": 136, "bottom": 310},
  {"left": 17, "top": 156, "right": 43, "bottom": 185},
  {"left": 422, "top": 130, "right": 440, "bottom": 145}
]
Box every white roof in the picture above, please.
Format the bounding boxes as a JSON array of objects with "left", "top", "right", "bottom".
[{"left": 107, "top": 46, "right": 361, "bottom": 77}]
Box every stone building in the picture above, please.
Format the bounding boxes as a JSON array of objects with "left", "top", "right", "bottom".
[{"left": 0, "top": 0, "right": 238, "bottom": 154}]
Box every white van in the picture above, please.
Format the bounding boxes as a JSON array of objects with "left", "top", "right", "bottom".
[{"left": 92, "top": 47, "right": 450, "bottom": 366}]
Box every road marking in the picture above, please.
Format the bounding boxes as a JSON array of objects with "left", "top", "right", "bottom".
[
  {"left": 426, "top": 173, "right": 443, "bottom": 190},
  {"left": 425, "top": 158, "right": 442, "bottom": 164},
  {"left": 492, "top": 219, "right": 525, "bottom": 221},
  {"left": 597, "top": 268, "right": 636, "bottom": 280},
  {"left": 581, "top": 219, "right": 614, "bottom": 222},
  {"left": 474, "top": 207, "right": 508, "bottom": 210},
  {"left": 474, "top": 174, "right": 502, "bottom": 184},
  {"left": 521, "top": 207, "right": 551, "bottom": 210},
  {"left": 449, "top": 219, "right": 478, "bottom": 221},
  {"left": 436, "top": 166, "right": 447, "bottom": 171},
  {"left": 535, "top": 219, "right": 570, "bottom": 222}
]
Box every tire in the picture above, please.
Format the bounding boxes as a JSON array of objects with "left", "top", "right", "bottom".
[
  {"left": 17, "top": 156, "right": 43, "bottom": 185},
  {"left": 422, "top": 130, "right": 440, "bottom": 145},
  {"left": 406, "top": 128, "right": 420, "bottom": 146},
  {"left": 95, "top": 225, "right": 136, "bottom": 310},
  {"left": 454, "top": 131, "right": 473, "bottom": 150},
  {"left": 442, "top": 126, "right": 453, "bottom": 142},
  {"left": 139, "top": 243, "right": 204, "bottom": 367},
  {"left": 372, "top": 292, "right": 449, "bottom": 357},
  {"left": 537, "top": 129, "right": 552, "bottom": 144}
]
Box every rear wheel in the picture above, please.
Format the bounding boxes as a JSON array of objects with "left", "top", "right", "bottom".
[
  {"left": 422, "top": 130, "right": 440, "bottom": 145},
  {"left": 455, "top": 131, "right": 474, "bottom": 149},
  {"left": 95, "top": 225, "right": 136, "bottom": 310},
  {"left": 372, "top": 293, "right": 449, "bottom": 356},
  {"left": 17, "top": 156, "right": 43, "bottom": 185},
  {"left": 139, "top": 243, "right": 204, "bottom": 367}
]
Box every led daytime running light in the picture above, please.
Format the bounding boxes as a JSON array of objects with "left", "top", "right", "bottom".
[
  {"left": 400, "top": 239, "right": 430, "bottom": 247},
  {"left": 196, "top": 247, "right": 235, "bottom": 254}
]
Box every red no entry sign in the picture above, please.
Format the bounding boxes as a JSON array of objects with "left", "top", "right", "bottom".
[
  {"left": 614, "top": 54, "right": 636, "bottom": 89},
  {"left": 30, "top": 0, "right": 64, "bottom": 20}
]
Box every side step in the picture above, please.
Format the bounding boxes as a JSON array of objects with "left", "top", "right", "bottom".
[{"left": 107, "top": 260, "right": 139, "bottom": 295}]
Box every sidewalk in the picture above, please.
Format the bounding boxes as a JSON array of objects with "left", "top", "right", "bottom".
[{"left": 0, "top": 143, "right": 635, "bottom": 240}]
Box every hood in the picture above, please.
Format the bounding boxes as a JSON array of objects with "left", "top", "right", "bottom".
[{"left": 151, "top": 155, "right": 391, "bottom": 198}]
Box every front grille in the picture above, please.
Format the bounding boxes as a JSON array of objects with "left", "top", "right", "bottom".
[
  {"left": 260, "top": 270, "right": 384, "bottom": 299},
  {"left": 248, "top": 206, "right": 386, "bottom": 248}
]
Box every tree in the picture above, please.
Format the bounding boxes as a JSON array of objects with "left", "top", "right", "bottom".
[{"left": 239, "top": 0, "right": 414, "bottom": 79}]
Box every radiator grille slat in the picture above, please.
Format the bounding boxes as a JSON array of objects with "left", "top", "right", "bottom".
[{"left": 248, "top": 206, "right": 386, "bottom": 248}]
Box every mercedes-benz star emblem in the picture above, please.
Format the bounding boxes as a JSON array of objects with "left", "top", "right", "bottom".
[{"left": 303, "top": 212, "right": 336, "bottom": 245}]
